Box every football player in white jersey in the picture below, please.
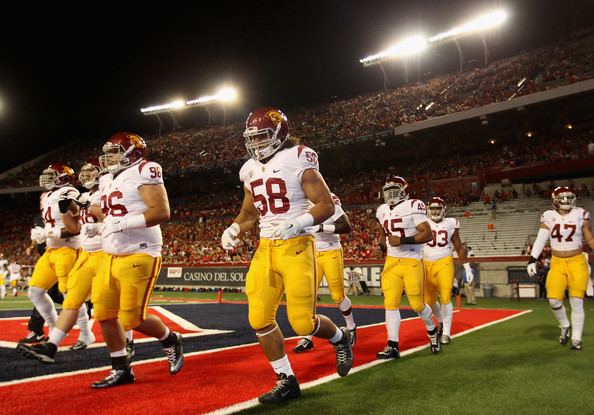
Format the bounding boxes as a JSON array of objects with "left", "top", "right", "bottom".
[
  {"left": 375, "top": 176, "right": 439, "bottom": 359},
  {"left": 8, "top": 261, "right": 21, "bottom": 296},
  {"left": 293, "top": 193, "right": 357, "bottom": 353},
  {"left": 19, "top": 161, "right": 103, "bottom": 363},
  {"left": 221, "top": 107, "right": 353, "bottom": 404},
  {"left": 25, "top": 164, "right": 81, "bottom": 336},
  {"left": 423, "top": 197, "right": 474, "bottom": 344},
  {"left": 89, "top": 132, "right": 183, "bottom": 388},
  {"left": 0, "top": 255, "right": 7, "bottom": 300},
  {"left": 527, "top": 186, "right": 594, "bottom": 350}
]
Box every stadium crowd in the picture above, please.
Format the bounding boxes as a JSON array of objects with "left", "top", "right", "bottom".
[{"left": 1, "top": 32, "right": 593, "bottom": 188}]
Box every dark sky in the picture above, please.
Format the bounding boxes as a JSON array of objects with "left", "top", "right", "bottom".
[{"left": 0, "top": 0, "right": 592, "bottom": 171}]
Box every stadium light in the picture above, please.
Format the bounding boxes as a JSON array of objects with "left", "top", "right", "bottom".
[
  {"left": 185, "top": 86, "right": 238, "bottom": 106},
  {"left": 360, "top": 35, "right": 428, "bottom": 66},
  {"left": 428, "top": 9, "right": 508, "bottom": 43},
  {"left": 140, "top": 99, "right": 186, "bottom": 114},
  {"left": 217, "top": 87, "right": 238, "bottom": 102}
]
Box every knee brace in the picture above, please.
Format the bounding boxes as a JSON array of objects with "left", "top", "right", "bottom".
[{"left": 549, "top": 298, "right": 563, "bottom": 310}]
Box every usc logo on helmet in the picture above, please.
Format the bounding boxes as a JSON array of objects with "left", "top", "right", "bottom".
[
  {"left": 128, "top": 134, "right": 145, "bottom": 148},
  {"left": 266, "top": 110, "right": 286, "bottom": 126}
]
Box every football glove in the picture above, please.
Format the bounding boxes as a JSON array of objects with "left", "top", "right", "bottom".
[
  {"left": 527, "top": 262, "right": 538, "bottom": 278},
  {"left": 102, "top": 216, "right": 124, "bottom": 238},
  {"left": 221, "top": 223, "right": 240, "bottom": 250},
  {"left": 76, "top": 193, "right": 91, "bottom": 209},
  {"left": 30, "top": 226, "right": 46, "bottom": 244},
  {"left": 271, "top": 219, "right": 302, "bottom": 240},
  {"left": 85, "top": 223, "right": 103, "bottom": 238},
  {"left": 463, "top": 263, "right": 474, "bottom": 284}
]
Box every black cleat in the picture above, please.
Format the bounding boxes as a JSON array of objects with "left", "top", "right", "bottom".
[
  {"left": 441, "top": 335, "right": 451, "bottom": 345},
  {"left": 17, "top": 342, "right": 56, "bottom": 363},
  {"left": 428, "top": 329, "right": 441, "bottom": 354},
  {"left": 69, "top": 340, "right": 88, "bottom": 351},
  {"left": 293, "top": 338, "right": 314, "bottom": 353},
  {"left": 376, "top": 345, "right": 400, "bottom": 360},
  {"left": 437, "top": 322, "right": 443, "bottom": 338},
  {"left": 570, "top": 340, "right": 582, "bottom": 351},
  {"left": 350, "top": 327, "right": 357, "bottom": 348},
  {"left": 258, "top": 373, "right": 301, "bottom": 404},
  {"left": 162, "top": 332, "right": 184, "bottom": 374},
  {"left": 331, "top": 327, "right": 353, "bottom": 377},
  {"left": 91, "top": 369, "right": 135, "bottom": 389},
  {"left": 17, "top": 333, "right": 47, "bottom": 344},
  {"left": 126, "top": 339, "right": 135, "bottom": 359},
  {"left": 559, "top": 326, "right": 571, "bottom": 345}
]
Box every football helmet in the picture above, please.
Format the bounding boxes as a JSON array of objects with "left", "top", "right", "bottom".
[
  {"left": 78, "top": 159, "right": 102, "bottom": 190},
  {"left": 552, "top": 186, "right": 575, "bottom": 211},
  {"left": 427, "top": 197, "right": 446, "bottom": 221},
  {"left": 100, "top": 132, "right": 147, "bottom": 174},
  {"left": 383, "top": 176, "right": 409, "bottom": 206},
  {"left": 243, "top": 107, "right": 289, "bottom": 161},
  {"left": 39, "top": 164, "right": 76, "bottom": 190}
]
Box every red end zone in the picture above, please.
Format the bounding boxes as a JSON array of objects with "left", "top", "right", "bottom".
[{"left": 0, "top": 308, "right": 526, "bottom": 415}]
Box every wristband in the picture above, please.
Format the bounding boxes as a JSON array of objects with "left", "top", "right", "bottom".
[
  {"left": 401, "top": 236, "right": 416, "bottom": 245},
  {"left": 322, "top": 224, "right": 335, "bottom": 233},
  {"left": 123, "top": 214, "right": 147, "bottom": 231},
  {"left": 528, "top": 256, "right": 538, "bottom": 264}
]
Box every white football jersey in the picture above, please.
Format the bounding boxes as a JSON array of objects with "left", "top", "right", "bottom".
[
  {"left": 423, "top": 217, "right": 460, "bottom": 261},
  {"left": 0, "top": 259, "right": 8, "bottom": 273},
  {"left": 239, "top": 145, "right": 320, "bottom": 239},
  {"left": 100, "top": 160, "right": 164, "bottom": 257},
  {"left": 79, "top": 190, "right": 103, "bottom": 252},
  {"left": 9, "top": 263, "right": 21, "bottom": 277},
  {"left": 541, "top": 207, "right": 590, "bottom": 251},
  {"left": 376, "top": 199, "right": 428, "bottom": 260},
  {"left": 40, "top": 186, "right": 81, "bottom": 249},
  {"left": 314, "top": 204, "right": 345, "bottom": 252}
]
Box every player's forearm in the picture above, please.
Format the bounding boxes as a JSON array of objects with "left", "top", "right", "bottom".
[
  {"left": 308, "top": 201, "right": 335, "bottom": 225},
  {"left": 233, "top": 211, "right": 258, "bottom": 234},
  {"left": 142, "top": 204, "right": 170, "bottom": 227},
  {"left": 61, "top": 213, "right": 81, "bottom": 234}
]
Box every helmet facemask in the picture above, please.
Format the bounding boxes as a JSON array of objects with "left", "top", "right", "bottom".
[
  {"left": 244, "top": 122, "right": 286, "bottom": 161},
  {"left": 553, "top": 192, "right": 576, "bottom": 211},
  {"left": 383, "top": 184, "right": 408, "bottom": 206},
  {"left": 39, "top": 168, "right": 59, "bottom": 190},
  {"left": 428, "top": 203, "right": 446, "bottom": 221},
  {"left": 100, "top": 143, "right": 138, "bottom": 174},
  {"left": 79, "top": 164, "right": 101, "bottom": 189}
]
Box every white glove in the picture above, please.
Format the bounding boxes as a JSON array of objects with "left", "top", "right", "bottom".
[
  {"left": 102, "top": 216, "right": 124, "bottom": 238},
  {"left": 463, "top": 263, "right": 474, "bottom": 284},
  {"left": 271, "top": 219, "right": 303, "bottom": 240},
  {"left": 527, "top": 262, "right": 538, "bottom": 278},
  {"left": 221, "top": 223, "right": 241, "bottom": 250},
  {"left": 30, "top": 226, "right": 46, "bottom": 243},
  {"left": 85, "top": 223, "right": 103, "bottom": 238}
]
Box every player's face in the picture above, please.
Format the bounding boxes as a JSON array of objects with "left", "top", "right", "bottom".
[
  {"left": 428, "top": 206, "right": 444, "bottom": 221},
  {"left": 39, "top": 168, "right": 57, "bottom": 190},
  {"left": 100, "top": 145, "right": 124, "bottom": 173}
]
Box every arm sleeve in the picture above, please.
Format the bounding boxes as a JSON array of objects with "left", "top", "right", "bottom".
[
  {"left": 295, "top": 146, "right": 319, "bottom": 181},
  {"left": 529, "top": 228, "right": 550, "bottom": 259},
  {"left": 331, "top": 205, "right": 345, "bottom": 222},
  {"left": 137, "top": 161, "right": 164, "bottom": 185}
]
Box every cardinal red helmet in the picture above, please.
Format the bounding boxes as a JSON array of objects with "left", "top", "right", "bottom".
[
  {"left": 100, "top": 132, "right": 148, "bottom": 174},
  {"left": 78, "top": 159, "right": 102, "bottom": 190},
  {"left": 39, "top": 164, "right": 76, "bottom": 190},
  {"left": 427, "top": 196, "right": 446, "bottom": 221},
  {"left": 243, "top": 107, "right": 289, "bottom": 161},
  {"left": 552, "top": 186, "right": 576, "bottom": 211},
  {"left": 383, "top": 176, "right": 409, "bottom": 206}
]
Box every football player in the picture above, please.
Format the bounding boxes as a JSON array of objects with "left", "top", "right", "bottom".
[
  {"left": 0, "top": 254, "right": 7, "bottom": 300},
  {"left": 527, "top": 186, "right": 594, "bottom": 350},
  {"left": 90, "top": 132, "right": 183, "bottom": 388},
  {"left": 18, "top": 161, "right": 103, "bottom": 363},
  {"left": 293, "top": 193, "right": 357, "bottom": 353},
  {"left": 375, "top": 176, "right": 439, "bottom": 359},
  {"left": 25, "top": 164, "right": 81, "bottom": 336},
  {"left": 423, "top": 197, "right": 474, "bottom": 344},
  {"left": 8, "top": 260, "right": 22, "bottom": 296},
  {"left": 221, "top": 108, "right": 353, "bottom": 404}
]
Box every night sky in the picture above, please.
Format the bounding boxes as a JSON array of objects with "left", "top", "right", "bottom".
[{"left": 0, "top": 0, "right": 592, "bottom": 171}]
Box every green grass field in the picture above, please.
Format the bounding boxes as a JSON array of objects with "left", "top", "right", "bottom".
[{"left": 3, "top": 291, "right": 593, "bottom": 414}]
